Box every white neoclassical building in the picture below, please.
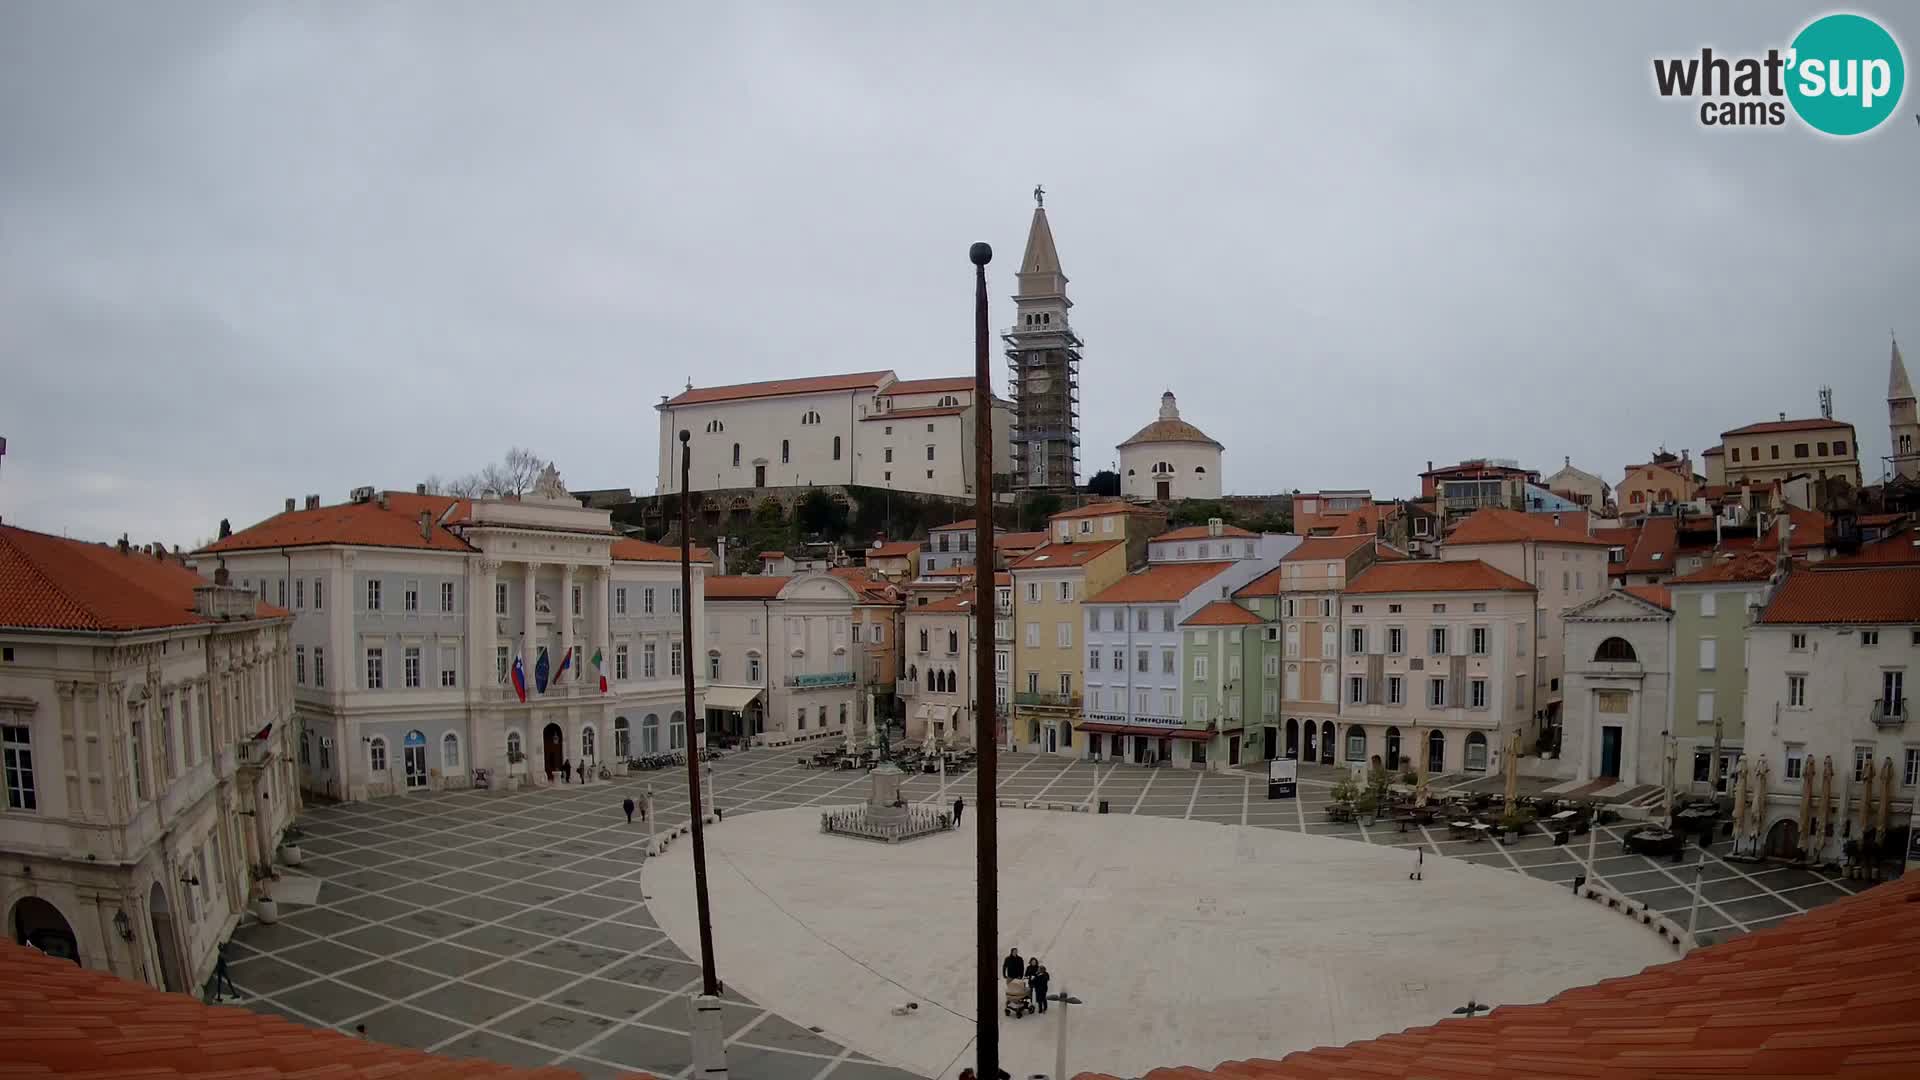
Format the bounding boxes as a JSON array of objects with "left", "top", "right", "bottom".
[
  {"left": 1119, "top": 392, "right": 1223, "bottom": 501},
  {"left": 654, "top": 371, "right": 1013, "bottom": 499},
  {"left": 703, "top": 572, "right": 864, "bottom": 745},
  {"left": 1562, "top": 586, "right": 1674, "bottom": 787},
  {"left": 202, "top": 474, "right": 704, "bottom": 800},
  {"left": 1, "top": 525, "right": 296, "bottom": 997}
]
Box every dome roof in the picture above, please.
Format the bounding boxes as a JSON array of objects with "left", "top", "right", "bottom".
[{"left": 1118, "top": 392, "right": 1222, "bottom": 450}]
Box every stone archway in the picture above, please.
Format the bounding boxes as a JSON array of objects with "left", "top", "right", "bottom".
[
  {"left": 542, "top": 722, "right": 564, "bottom": 779},
  {"left": 148, "top": 882, "right": 184, "bottom": 993},
  {"left": 1765, "top": 817, "right": 1801, "bottom": 860},
  {"left": 11, "top": 895, "right": 77, "bottom": 965}
]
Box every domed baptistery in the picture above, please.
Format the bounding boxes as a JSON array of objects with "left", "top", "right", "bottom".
[{"left": 1119, "top": 390, "right": 1223, "bottom": 501}]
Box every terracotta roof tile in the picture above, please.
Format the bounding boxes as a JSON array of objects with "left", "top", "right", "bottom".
[
  {"left": 1372, "top": 542, "right": 1408, "bottom": 561},
  {"left": 1049, "top": 500, "right": 1156, "bottom": 521},
  {"left": 1010, "top": 539, "right": 1124, "bottom": 570},
  {"left": 1621, "top": 584, "right": 1672, "bottom": 610},
  {"left": 919, "top": 592, "right": 978, "bottom": 613},
  {"left": 1232, "top": 566, "right": 1282, "bottom": 598},
  {"left": 1446, "top": 508, "right": 1611, "bottom": 547},
  {"left": 884, "top": 376, "right": 973, "bottom": 395},
  {"left": 1181, "top": 600, "right": 1263, "bottom": 626},
  {"left": 999, "top": 530, "right": 1050, "bottom": 551},
  {"left": 1721, "top": 417, "right": 1854, "bottom": 436},
  {"left": 860, "top": 405, "right": 966, "bottom": 421},
  {"left": 1155, "top": 524, "right": 1256, "bottom": 542},
  {"left": 1346, "top": 559, "right": 1533, "bottom": 595},
  {"left": 1088, "top": 561, "right": 1236, "bottom": 604},
  {"left": 1668, "top": 551, "right": 1779, "bottom": 585},
  {"left": 1821, "top": 529, "right": 1920, "bottom": 567},
  {"left": 609, "top": 537, "right": 712, "bottom": 564},
  {"left": 0, "top": 525, "right": 283, "bottom": 632},
  {"left": 662, "top": 370, "right": 892, "bottom": 407},
  {"left": 1623, "top": 516, "right": 1678, "bottom": 575},
  {"left": 1279, "top": 534, "right": 1375, "bottom": 563},
  {"left": 1759, "top": 564, "right": 1920, "bottom": 624},
  {"left": 866, "top": 541, "right": 922, "bottom": 559},
  {"left": 1071, "top": 873, "right": 1920, "bottom": 1080},
  {"left": 202, "top": 492, "right": 476, "bottom": 555},
  {"left": 0, "top": 940, "right": 649, "bottom": 1079},
  {"left": 705, "top": 575, "right": 790, "bottom": 599}
]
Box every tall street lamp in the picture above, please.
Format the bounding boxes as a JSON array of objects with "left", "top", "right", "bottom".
[
  {"left": 1050, "top": 988, "right": 1084, "bottom": 1080},
  {"left": 969, "top": 238, "right": 1000, "bottom": 1080},
  {"left": 678, "top": 430, "right": 726, "bottom": 1078}
]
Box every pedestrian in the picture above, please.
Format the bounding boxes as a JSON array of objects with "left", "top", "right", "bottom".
[
  {"left": 1031, "top": 963, "right": 1050, "bottom": 1013},
  {"left": 355, "top": 1024, "right": 367, "bottom": 1039},
  {"left": 1002, "top": 947, "right": 1023, "bottom": 980},
  {"left": 623, "top": 797, "right": 635, "bottom": 824},
  {"left": 953, "top": 795, "right": 965, "bottom": 830},
  {"left": 211, "top": 944, "right": 237, "bottom": 1001},
  {"left": 1024, "top": 956, "right": 1039, "bottom": 986},
  {"left": 560, "top": 759, "right": 572, "bottom": 783}
]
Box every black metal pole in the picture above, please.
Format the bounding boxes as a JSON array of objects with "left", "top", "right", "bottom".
[
  {"left": 679, "top": 429, "right": 721, "bottom": 997},
  {"left": 968, "top": 240, "right": 998, "bottom": 1080}
]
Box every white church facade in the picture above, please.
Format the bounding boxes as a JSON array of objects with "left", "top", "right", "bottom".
[{"left": 1119, "top": 391, "right": 1224, "bottom": 501}]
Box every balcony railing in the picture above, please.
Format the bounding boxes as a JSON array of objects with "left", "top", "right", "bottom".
[
  {"left": 787, "top": 671, "right": 857, "bottom": 689},
  {"left": 1014, "top": 691, "right": 1081, "bottom": 709},
  {"left": 1872, "top": 697, "right": 1907, "bottom": 728}
]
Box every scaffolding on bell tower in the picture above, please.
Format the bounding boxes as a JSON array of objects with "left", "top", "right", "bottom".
[{"left": 1002, "top": 191, "right": 1082, "bottom": 494}]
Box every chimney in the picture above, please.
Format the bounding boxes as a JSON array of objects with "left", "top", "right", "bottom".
[
  {"left": 1779, "top": 412, "right": 1787, "bottom": 422},
  {"left": 1207, "top": 517, "right": 1223, "bottom": 537},
  {"left": 1778, "top": 514, "right": 1791, "bottom": 563},
  {"left": 305, "top": 494, "right": 320, "bottom": 510},
  {"left": 416, "top": 483, "right": 427, "bottom": 495},
  {"left": 1426, "top": 460, "right": 1434, "bottom": 473},
  {"left": 285, "top": 497, "right": 296, "bottom": 513},
  {"left": 420, "top": 511, "right": 432, "bottom": 541},
  {"left": 117, "top": 534, "right": 129, "bottom": 555},
  {"left": 1564, "top": 455, "right": 1571, "bottom": 467}
]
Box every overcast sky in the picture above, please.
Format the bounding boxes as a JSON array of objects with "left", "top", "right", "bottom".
[{"left": 3, "top": 2, "right": 1916, "bottom": 547}]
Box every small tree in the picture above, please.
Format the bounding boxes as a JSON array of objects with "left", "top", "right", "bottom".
[
  {"left": 795, "top": 490, "right": 847, "bottom": 538},
  {"left": 1085, "top": 469, "right": 1121, "bottom": 497},
  {"left": 1018, "top": 493, "right": 1063, "bottom": 531}
]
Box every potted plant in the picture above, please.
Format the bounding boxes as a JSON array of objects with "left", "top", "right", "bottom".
[
  {"left": 250, "top": 864, "right": 280, "bottom": 924},
  {"left": 506, "top": 748, "right": 526, "bottom": 790},
  {"left": 1497, "top": 808, "right": 1534, "bottom": 842},
  {"left": 279, "top": 839, "right": 303, "bottom": 868}
]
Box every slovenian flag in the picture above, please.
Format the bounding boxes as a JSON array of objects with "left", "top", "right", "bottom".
[
  {"left": 592, "top": 647, "right": 607, "bottom": 693},
  {"left": 554, "top": 647, "right": 572, "bottom": 684},
  {"left": 511, "top": 655, "right": 527, "bottom": 702},
  {"left": 534, "top": 648, "right": 550, "bottom": 694}
]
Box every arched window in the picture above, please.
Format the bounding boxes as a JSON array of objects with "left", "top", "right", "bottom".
[
  {"left": 1061, "top": 721, "right": 1073, "bottom": 748},
  {"left": 1195, "top": 466, "right": 1206, "bottom": 474},
  {"left": 1594, "top": 637, "right": 1638, "bottom": 662},
  {"left": 582, "top": 726, "right": 596, "bottom": 761},
  {"left": 706, "top": 419, "right": 724, "bottom": 433},
  {"left": 732, "top": 443, "right": 741, "bottom": 467},
  {"left": 832, "top": 435, "right": 842, "bottom": 460},
  {"left": 1427, "top": 729, "right": 1447, "bottom": 772},
  {"left": 442, "top": 732, "right": 461, "bottom": 769},
  {"left": 1320, "top": 721, "right": 1336, "bottom": 764},
  {"left": 1465, "top": 731, "right": 1489, "bottom": 771},
  {"left": 907, "top": 664, "right": 917, "bottom": 687},
  {"left": 642, "top": 714, "right": 660, "bottom": 753},
  {"left": 947, "top": 629, "right": 959, "bottom": 653},
  {"left": 1345, "top": 724, "right": 1366, "bottom": 762},
  {"left": 507, "top": 731, "right": 523, "bottom": 760},
  {"left": 669, "top": 711, "right": 686, "bottom": 750},
  {"left": 919, "top": 628, "right": 929, "bottom": 652},
  {"left": 614, "top": 717, "right": 630, "bottom": 759},
  {"left": 369, "top": 736, "right": 387, "bottom": 772}
]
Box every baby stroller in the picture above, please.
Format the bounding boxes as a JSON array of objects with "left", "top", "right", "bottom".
[{"left": 1003, "top": 976, "right": 1033, "bottom": 1019}]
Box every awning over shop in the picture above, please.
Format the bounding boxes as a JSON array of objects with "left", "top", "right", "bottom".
[
  {"left": 705, "top": 685, "right": 764, "bottom": 712},
  {"left": 1078, "top": 722, "right": 1213, "bottom": 741}
]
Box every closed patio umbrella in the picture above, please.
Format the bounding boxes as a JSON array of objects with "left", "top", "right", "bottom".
[
  {"left": 1414, "top": 727, "right": 1429, "bottom": 807},
  {"left": 1857, "top": 756, "right": 1876, "bottom": 845},
  {"left": 1819, "top": 756, "right": 1836, "bottom": 861},
  {"left": 1748, "top": 756, "right": 1769, "bottom": 854},
  {"left": 1730, "top": 756, "right": 1749, "bottom": 851},
  {"left": 1503, "top": 729, "right": 1519, "bottom": 808},
  {"left": 1797, "top": 761, "right": 1814, "bottom": 860},
  {"left": 1879, "top": 758, "right": 1896, "bottom": 836}
]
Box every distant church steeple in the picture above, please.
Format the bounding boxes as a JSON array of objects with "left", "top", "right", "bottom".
[
  {"left": 1003, "top": 191, "right": 1082, "bottom": 494},
  {"left": 1890, "top": 334, "right": 1918, "bottom": 480}
]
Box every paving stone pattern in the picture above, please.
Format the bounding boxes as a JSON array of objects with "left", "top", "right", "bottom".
[{"left": 226, "top": 748, "right": 1877, "bottom": 1079}]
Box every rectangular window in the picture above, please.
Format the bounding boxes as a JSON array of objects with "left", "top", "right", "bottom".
[
  {"left": 1027, "top": 582, "right": 1039, "bottom": 602},
  {"left": 1348, "top": 627, "right": 1365, "bottom": 654},
  {"left": 1347, "top": 675, "right": 1365, "bottom": 704},
  {"left": 1835, "top": 439, "right": 1849, "bottom": 455},
  {"left": 1697, "top": 689, "right": 1715, "bottom": 727},
  {"left": 852, "top": 622, "right": 863, "bottom": 644},
  {"left": 1192, "top": 698, "right": 1208, "bottom": 723},
  {"left": 747, "top": 654, "right": 761, "bottom": 681},
  {"left": 295, "top": 645, "right": 306, "bottom": 685},
  {"left": 1855, "top": 746, "right": 1873, "bottom": 781},
  {"left": 1194, "top": 655, "right": 1209, "bottom": 680},
  {"left": 1906, "top": 747, "right": 1920, "bottom": 786},
  {"left": 643, "top": 642, "right": 657, "bottom": 679},
  {"left": 644, "top": 588, "right": 655, "bottom": 614},
  {"left": 1788, "top": 674, "right": 1807, "bottom": 708},
  {"left": 616, "top": 644, "right": 631, "bottom": 680},
  {"left": 1700, "top": 637, "right": 1717, "bottom": 670},
  {"left": 1025, "top": 623, "right": 1039, "bottom": 647},
  {"left": 1162, "top": 609, "right": 1175, "bottom": 632},
  {"left": 366, "top": 579, "right": 382, "bottom": 611},
  {"left": 1136, "top": 609, "right": 1150, "bottom": 631},
  {"left": 1027, "top": 671, "right": 1039, "bottom": 693},
  {"left": 1471, "top": 626, "right": 1488, "bottom": 656},
  {"left": 4, "top": 724, "right": 37, "bottom": 811},
  {"left": 709, "top": 653, "right": 722, "bottom": 679},
  {"left": 277, "top": 578, "right": 286, "bottom": 607},
  {"left": 1791, "top": 632, "right": 1808, "bottom": 651},
  {"left": 1794, "top": 443, "right": 1809, "bottom": 459},
  {"left": 129, "top": 718, "right": 145, "bottom": 800},
  {"left": 1057, "top": 623, "right": 1072, "bottom": 648},
  {"left": 1057, "top": 581, "right": 1071, "bottom": 602},
  {"left": 1284, "top": 599, "right": 1295, "bottom": 618},
  {"left": 672, "top": 587, "right": 682, "bottom": 615},
  {"left": 1701, "top": 591, "right": 1717, "bottom": 617},
  {"left": 926, "top": 445, "right": 935, "bottom": 461},
  {"left": 404, "top": 582, "right": 419, "bottom": 612},
  {"left": 670, "top": 641, "right": 682, "bottom": 677},
  {"left": 1059, "top": 672, "right": 1072, "bottom": 695},
  {"left": 1387, "top": 675, "right": 1403, "bottom": 705},
  {"left": 441, "top": 582, "right": 456, "bottom": 612},
  {"left": 1471, "top": 601, "right": 1487, "bottom": 613},
  {"left": 314, "top": 647, "right": 325, "bottom": 688},
  {"left": 1770, "top": 444, "right": 1780, "bottom": 460},
  {"left": 1430, "top": 626, "right": 1448, "bottom": 655},
  {"left": 496, "top": 582, "right": 508, "bottom": 615},
  {"left": 1346, "top": 731, "right": 1366, "bottom": 762},
  {"left": 1429, "top": 678, "right": 1446, "bottom": 707},
  {"left": 571, "top": 585, "right": 582, "bottom": 616},
  {"left": 441, "top": 657, "right": 457, "bottom": 687},
  {"left": 1111, "top": 648, "right": 1124, "bottom": 672},
  {"left": 1862, "top": 630, "right": 1880, "bottom": 647},
  {"left": 1882, "top": 669, "right": 1904, "bottom": 714},
  {"left": 1470, "top": 678, "right": 1488, "bottom": 708},
  {"left": 404, "top": 646, "right": 421, "bottom": 688},
  {"left": 1088, "top": 648, "right": 1101, "bottom": 672},
  {"left": 1785, "top": 745, "right": 1805, "bottom": 780},
  {"left": 366, "top": 647, "right": 385, "bottom": 689},
  {"left": 496, "top": 644, "right": 509, "bottom": 683},
  {"left": 1263, "top": 655, "right": 1279, "bottom": 677},
  {"left": 295, "top": 578, "right": 305, "bottom": 609},
  {"left": 1136, "top": 649, "right": 1149, "bottom": 673},
  {"left": 1388, "top": 627, "right": 1404, "bottom": 655},
  {"left": 1162, "top": 648, "right": 1175, "bottom": 674}
]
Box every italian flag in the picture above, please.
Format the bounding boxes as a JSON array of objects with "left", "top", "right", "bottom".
[{"left": 592, "top": 647, "right": 607, "bottom": 693}]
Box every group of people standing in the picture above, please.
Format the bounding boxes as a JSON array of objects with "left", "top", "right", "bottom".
[
  {"left": 1001, "top": 947, "right": 1052, "bottom": 1012},
  {"left": 547, "top": 759, "right": 597, "bottom": 784}
]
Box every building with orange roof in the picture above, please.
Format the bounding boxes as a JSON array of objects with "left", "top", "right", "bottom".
[
  {"left": 1420, "top": 458, "right": 1540, "bottom": 534},
  {"left": 0, "top": 523, "right": 296, "bottom": 998},
  {"left": 1746, "top": 561, "right": 1920, "bottom": 861},
  {"left": 652, "top": 368, "right": 1012, "bottom": 501},
  {"left": 1440, "top": 506, "right": 1611, "bottom": 749},
  {"left": 830, "top": 568, "right": 903, "bottom": 718},
  {"left": 1291, "top": 489, "right": 1374, "bottom": 537},
  {"left": 704, "top": 571, "right": 863, "bottom": 747},
  {"left": 1666, "top": 549, "right": 1786, "bottom": 798},
  {"left": 859, "top": 539, "right": 921, "bottom": 582},
  {"left": 1618, "top": 449, "right": 1695, "bottom": 514},
  {"left": 202, "top": 475, "right": 708, "bottom": 801},
  {"left": 1562, "top": 582, "right": 1674, "bottom": 787},
  {"left": 1046, "top": 499, "right": 1168, "bottom": 570},
  {"left": 1707, "top": 413, "right": 1860, "bottom": 489},
  {"left": 1117, "top": 391, "right": 1223, "bottom": 500},
  {"left": 1335, "top": 559, "right": 1536, "bottom": 775},
  {"left": 919, "top": 518, "right": 1004, "bottom": 576},
  {"left": 902, "top": 587, "right": 983, "bottom": 744},
  {"left": 1008, "top": 537, "right": 1128, "bottom": 754},
  {"left": 1260, "top": 533, "right": 1385, "bottom": 764}
]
